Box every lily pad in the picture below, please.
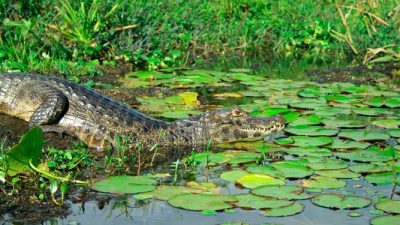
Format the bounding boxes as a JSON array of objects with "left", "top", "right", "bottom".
[
  {"left": 314, "top": 169, "right": 360, "bottom": 179},
  {"left": 286, "top": 136, "right": 333, "bottom": 147},
  {"left": 321, "top": 118, "right": 367, "bottom": 128},
  {"left": 92, "top": 176, "right": 157, "bottom": 194},
  {"left": 251, "top": 185, "right": 310, "bottom": 200},
  {"left": 298, "top": 176, "right": 346, "bottom": 189},
  {"left": 331, "top": 139, "right": 371, "bottom": 149},
  {"left": 245, "top": 165, "right": 285, "bottom": 179},
  {"left": 236, "top": 174, "right": 285, "bottom": 189},
  {"left": 311, "top": 194, "right": 371, "bottom": 209},
  {"left": 168, "top": 193, "right": 237, "bottom": 211},
  {"left": 234, "top": 194, "right": 293, "bottom": 209},
  {"left": 370, "top": 215, "right": 400, "bottom": 225},
  {"left": 261, "top": 202, "right": 304, "bottom": 217},
  {"left": 145, "top": 185, "right": 194, "bottom": 200},
  {"left": 307, "top": 158, "right": 348, "bottom": 170},
  {"left": 349, "top": 163, "right": 393, "bottom": 173},
  {"left": 335, "top": 147, "right": 395, "bottom": 162},
  {"left": 285, "top": 125, "right": 338, "bottom": 136},
  {"left": 285, "top": 146, "right": 332, "bottom": 157},
  {"left": 365, "top": 172, "right": 400, "bottom": 185},
  {"left": 220, "top": 170, "right": 250, "bottom": 183},
  {"left": 271, "top": 161, "right": 314, "bottom": 178},
  {"left": 352, "top": 107, "right": 393, "bottom": 116},
  {"left": 375, "top": 199, "right": 400, "bottom": 214},
  {"left": 289, "top": 114, "right": 321, "bottom": 126},
  {"left": 338, "top": 130, "right": 390, "bottom": 142},
  {"left": 372, "top": 119, "right": 400, "bottom": 129}
]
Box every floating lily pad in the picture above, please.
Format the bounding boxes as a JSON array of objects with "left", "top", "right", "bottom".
[
  {"left": 286, "top": 136, "right": 333, "bottom": 147},
  {"left": 285, "top": 146, "right": 332, "bottom": 157},
  {"left": 168, "top": 193, "right": 237, "bottom": 211},
  {"left": 335, "top": 147, "right": 395, "bottom": 162},
  {"left": 245, "top": 165, "right": 285, "bottom": 179},
  {"left": 220, "top": 170, "right": 250, "bottom": 183},
  {"left": 370, "top": 215, "right": 400, "bottom": 225},
  {"left": 385, "top": 98, "right": 400, "bottom": 108},
  {"left": 261, "top": 202, "right": 304, "bottom": 217},
  {"left": 285, "top": 125, "right": 338, "bottom": 136},
  {"left": 375, "top": 200, "right": 400, "bottom": 214},
  {"left": 352, "top": 107, "right": 393, "bottom": 116},
  {"left": 310, "top": 107, "right": 351, "bottom": 117},
  {"left": 365, "top": 172, "right": 400, "bottom": 185},
  {"left": 307, "top": 158, "right": 348, "bottom": 170},
  {"left": 372, "top": 119, "right": 400, "bottom": 128},
  {"left": 325, "top": 95, "right": 360, "bottom": 104},
  {"left": 298, "top": 176, "right": 346, "bottom": 189},
  {"left": 290, "top": 114, "right": 321, "bottom": 126},
  {"left": 236, "top": 174, "right": 285, "bottom": 189},
  {"left": 290, "top": 101, "right": 326, "bottom": 110},
  {"left": 321, "top": 118, "right": 367, "bottom": 128},
  {"left": 311, "top": 194, "right": 371, "bottom": 209},
  {"left": 271, "top": 161, "right": 314, "bottom": 178},
  {"left": 314, "top": 169, "right": 360, "bottom": 179},
  {"left": 349, "top": 163, "right": 393, "bottom": 173},
  {"left": 331, "top": 139, "right": 371, "bottom": 149},
  {"left": 251, "top": 185, "right": 310, "bottom": 200},
  {"left": 92, "top": 176, "right": 157, "bottom": 194},
  {"left": 234, "top": 194, "right": 293, "bottom": 209},
  {"left": 145, "top": 185, "right": 194, "bottom": 200},
  {"left": 338, "top": 130, "right": 390, "bottom": 141},
  {"left": 364, "top": 97, "right": 385, "bottom": 107},
  {"left": 387, "top": 129, "right": 400, "bottom": 138}
]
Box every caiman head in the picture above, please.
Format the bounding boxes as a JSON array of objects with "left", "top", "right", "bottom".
[{"left": 172, "top": 106, "right": 285, "bottom": 146}]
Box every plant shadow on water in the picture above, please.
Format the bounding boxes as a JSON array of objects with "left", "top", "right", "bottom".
[{"left": 1, "top": 61, "right": 400, "bottom": 225}]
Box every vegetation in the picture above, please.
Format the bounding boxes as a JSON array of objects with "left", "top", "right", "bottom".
[{"left": 0, "top": 0, "right": 399, "bottom": 77}]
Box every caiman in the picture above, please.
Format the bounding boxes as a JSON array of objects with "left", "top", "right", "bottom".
[{"left": 0, "top": 73, "right": 285, "bottom": 149}]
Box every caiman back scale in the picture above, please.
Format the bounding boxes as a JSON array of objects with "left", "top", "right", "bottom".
[{"left": 0, "top": 73, "right": 285, "bottom": 149}]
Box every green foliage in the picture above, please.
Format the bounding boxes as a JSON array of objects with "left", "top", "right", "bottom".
[{"left": 0, "top": 0, "right": 398, "bottom": 77}]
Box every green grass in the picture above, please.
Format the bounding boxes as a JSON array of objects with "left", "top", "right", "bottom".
[{"left": 0, "top": 0, "right": 399, "bottom": 77}]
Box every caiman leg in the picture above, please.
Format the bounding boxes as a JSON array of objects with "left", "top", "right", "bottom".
[{"left": 19, "top": 82, "right": 72, "bottom": 137}]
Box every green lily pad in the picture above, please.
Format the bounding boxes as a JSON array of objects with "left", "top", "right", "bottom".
[
  {"left": 285, "top": 125, "right": 338, "bottom": 136},
  {"left": 385, "top": 98, "right": 400, "bottom": 108},
  {"left": 298, "top": 176, "right": 346, "bottom": 189},
  {"left": 352, "top": 107, "right": 393, "bottom": 116},
  {"left": 145, "top": 185, "right": 194, "bottom": 200},
  {"left": 287, "top": 136, "right": 333, "bottom": 147},
  {"left": 251, "top": 185, "right": 310, "bottom": 200},
  {"left": 310, "top": 107, "right": 351, "bottom": 117},
  {"left": 261, "top": 202, "right": 304, "bottom": 217},
  {"left": 387, "top": 129, "right": 400, "bottom": 138},
  {"left": 331, "top": 139, "right": 371, "bottom": 149},
  {"left": 92, "top": 176, "right": 157, "bottom": 194},
  {"left": 168, "top": 193, "right": 237, "bottom": 211},
  {"left": 314, "top": 169, "right": 360, "bottom": 178},
  {"left": 349, "top": 163, "right": 393, "bottom": 173},
  {"left": 372, "top": 119, "right": 400, "bottom": 128},
  {"left": 234, "top": 194, "right": 293, "bottom": 209},
  {"left": 321, "top": 118, "right": 367, "bottom": 128},
  {"left": 364, "top": 97, "right": 385, "bottom": 107},
  {"left": 285, "top": 146, "right": 332, "bottom": 157},
  {"left": 271, "top": 161, "right": 314, "bottom": 178},
  {"left": 220, "top": 170, "right": 250, "bottom": 183},
  {"left": 236, "top": 174, "right": 285, "bottom": 189},
  {"left": 365, "top": 172, "right": 400, "bottom": 185},
  {"left": 290, "top": 114, "right": 321, "bottom": 126},
  {"left": 290, "top": 101, "right": 326, "bottom": 110},
  {"left": 370, "top": 215, "right": 400, "bottom": 225},
  {"left": 307, "top": 158, "right": 348, "bottom": 170},
  {"left": 5, "top": 127, "right": 43, "bottom": 176},
  {"left": 375, "top": 200, "right": 400, "bottom": 214},
  {"left": 245, "top": 165, "right": 285, "bottom": 179},
  {"left": 311, "top": 194, "right": 371, "bottom": 209},
  {"left": 335, "top": 147, "right": 395, "bottom": 162},
  {"left": 338, "top": 130, "right": 390, "bottom": 141},
  {"left": 325, "top": 95, "right": 360, "bottom": 104}
]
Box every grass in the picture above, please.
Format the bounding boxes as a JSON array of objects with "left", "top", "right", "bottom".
[{"left": 0, "top": 0, "right": 398, "bottom": 78}]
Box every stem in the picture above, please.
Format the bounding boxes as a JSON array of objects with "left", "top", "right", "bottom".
[{"left": 29, "top": 160, "right": 88, "bottom": 186}]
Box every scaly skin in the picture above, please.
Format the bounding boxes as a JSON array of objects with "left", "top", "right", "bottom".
[{"left": 0, "top": 73, "right": 285, "bottom": 149}]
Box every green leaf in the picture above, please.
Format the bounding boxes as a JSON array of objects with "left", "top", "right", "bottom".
[
  {"left": 375, "top": 200, "right": 400, "bottom": 214},
  {"left": 91, "top": 176, "right": 156, "bottom": 194},
  {"left": 251, "top": 185, "right": 310, "bottom": 200},
  {"left": 370, "top": 215, "right": 400, "bottom": 225},
  {"left": 6, "top": 127, "right": 43, "bottom": 176},
  {"left": 168, "top": 193, "right": 237, "bottom": 211},
  {"left": 234, "top": 194, "right": 293, "bottom": 209},
  {"left": 311, "top": 194, "right": 371, "bottom": 209},
  {"left": 220, "top": 170, "right": 250, "bottom": 183},
  {"left": 365, "top": 172, "right": 400, "bottom": 185},
  {"left": 285, "top": 146, "right": 332, "bottom": 157},
  {"left": 338, "top": 130, "right": 390, "bottom": 141},
  {"left": 287, "top": 136, "right": 333, "bottom": 147},
  {"left": 285, "top": 125, "right": 338, "bottom": 136},
  {"left": 298, "top": 176, "right": 346, "bottom": 189},
  {"left": 235, "top": 174, "right": 285, "bottom": 189},
  {"left": 261, "top": 202, "right": 304, "bottom": 217},
  {"left": 271, "top": 161, "right": 314, "bottom": 178}
]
